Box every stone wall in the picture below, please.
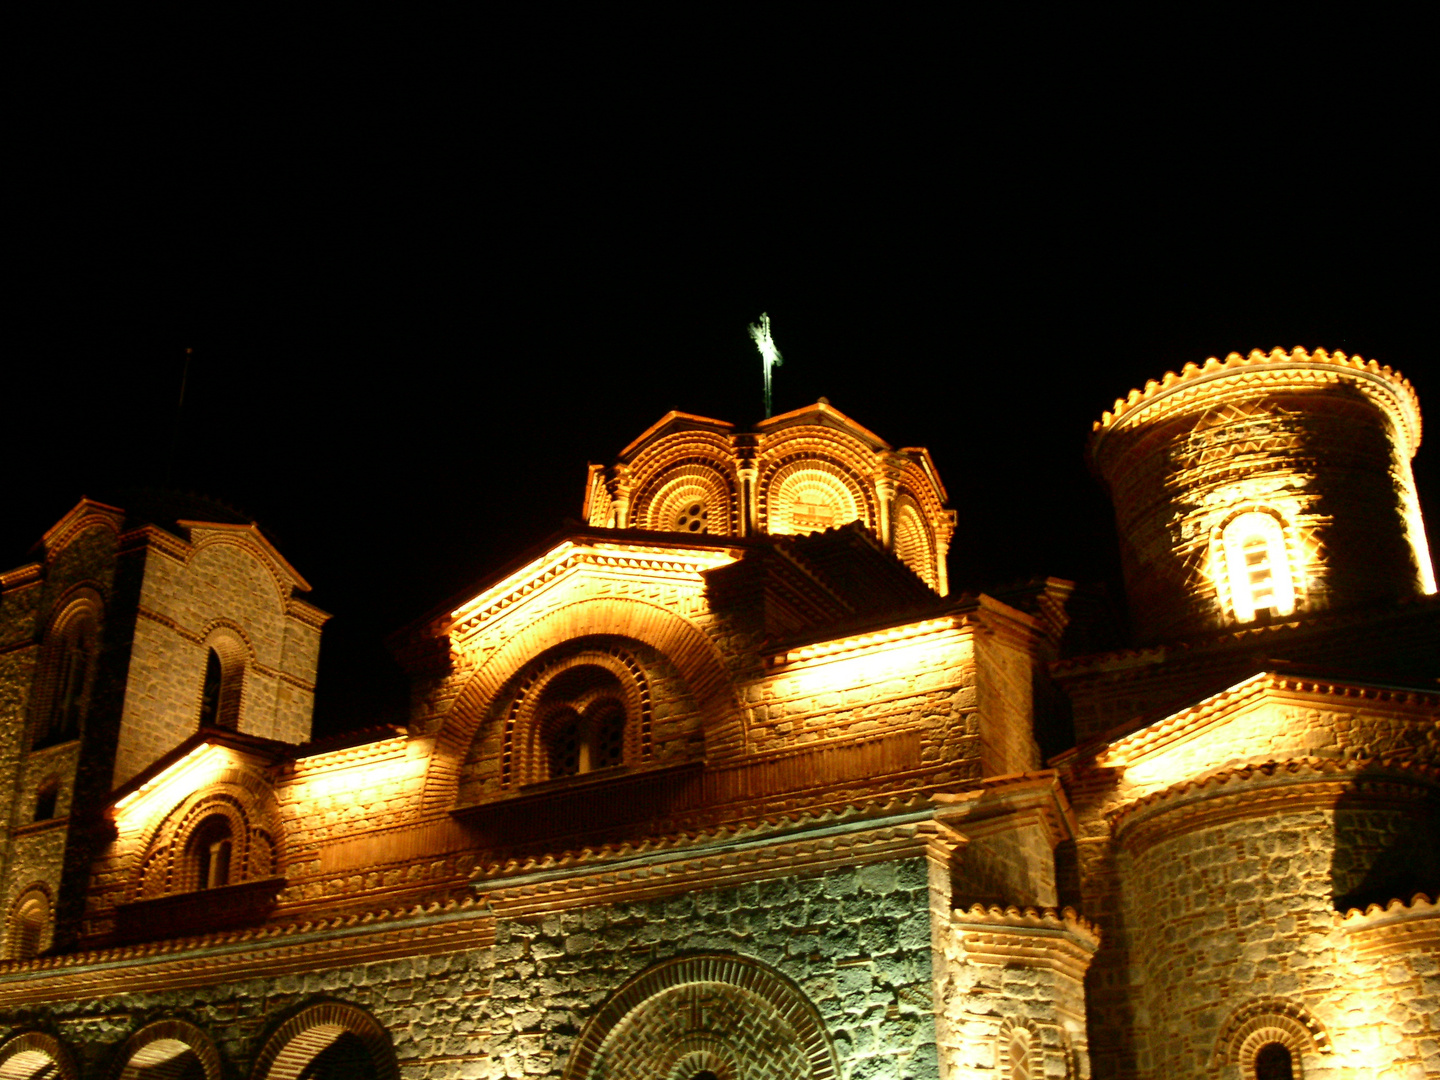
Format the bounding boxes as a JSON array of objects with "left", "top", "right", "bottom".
[{"left": 0, "top": 859, "right": 940, "bottom": 1080}]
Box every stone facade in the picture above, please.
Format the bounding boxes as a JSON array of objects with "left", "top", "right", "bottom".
[{"left": 0, "top": 360, "right": 1436, "bottom": 1079}]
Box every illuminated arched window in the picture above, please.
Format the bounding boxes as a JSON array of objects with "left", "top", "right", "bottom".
[
  {"left": 1222, "top": 511, "right": 1295, "bottom": 623},
  {"left": 893, "top": 499, "right": 936, "bottom": 588},
  {"left": 527, "top": 664, "right": 632, "bottom": 784},
  {"left": 1254, "top": 1042, "right": 1294, "bottom": 1080},
  {"left": 1008, "top": 1029, "right": 1031, "bottom": 1080},
  {"left": 188, "top": 815, "right": 234, "bottom": 890}
]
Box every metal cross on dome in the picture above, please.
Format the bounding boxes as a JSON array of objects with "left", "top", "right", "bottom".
[{"left": 749, "top": 312, "right": 783, "bottom": 418}]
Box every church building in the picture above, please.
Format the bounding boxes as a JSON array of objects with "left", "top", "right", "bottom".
[{"left": 0, "top": 347, "right": 1436, "bottom": 1079}]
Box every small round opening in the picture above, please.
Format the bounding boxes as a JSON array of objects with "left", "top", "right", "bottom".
[{"left": 674, "top": 502, "right": 708, "bottom": 534}]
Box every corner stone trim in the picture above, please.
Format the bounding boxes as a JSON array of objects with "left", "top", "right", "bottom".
[
  {"left": 564, "top": 953, "right": 839, "bottom": 1080},
  {"left": 0, "top": 1030, "right": 80, "bottom": 1080},
  {"left": 249, "top": 1000, "right": 399, "bottom": 1080}
]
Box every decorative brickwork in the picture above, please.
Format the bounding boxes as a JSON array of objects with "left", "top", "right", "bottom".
[
  {"left": 0, "top": 1030, "right": 79, "bottom": 1080},
  {"left": 249, "top": 1001, "right": 398, "bottom": 1080},
  {"left": 0, "top": 374, "right": 1435, "bottom": 1078},
  {"left": 112, "top": 1018, "right": 222, "bottom": 1080},
  {"left": 566, "top": 954, "right": 838, "bottom": 1080}
]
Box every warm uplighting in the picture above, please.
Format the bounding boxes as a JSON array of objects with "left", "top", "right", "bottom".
[{"left": 112, "top": 743, "right": 227, "bottom": 816}]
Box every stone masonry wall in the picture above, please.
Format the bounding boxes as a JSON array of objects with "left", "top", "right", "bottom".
[
  {"left": 117, "top": 540, "right": 320, "bottom": 783},
  {"left": 0, "top": 859, "right": 939, "bottom": 1080}
]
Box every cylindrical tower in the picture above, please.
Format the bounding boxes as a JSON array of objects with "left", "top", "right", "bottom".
[{"left": 1089, "top": 347, "right": 1434, "bottom": 645}]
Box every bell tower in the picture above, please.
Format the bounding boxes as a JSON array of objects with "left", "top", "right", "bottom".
[{"left": 1089, "top": 347, "right": 1434, "bottom": 645}]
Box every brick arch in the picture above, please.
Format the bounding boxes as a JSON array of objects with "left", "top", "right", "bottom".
[
  {"left": 564, "top": 953, "right": 838, "bottom": 1080},
  {"left": 4, "top": 885, "right": 54, "bottom": 960},
  {"left": 496, "top": 645, "right": 652, "bottom": 792},
  {"left": 1212, "top": 998, "right": 1331, "bottom": 1075},
  {"left": 892, "top": 495, "right": 936, "bottom": 589},
  {"left": 186, "top": 536, "right": 291, "bottom": 610},
  {"left": 129, "top": 766, "right": 284, "bottom": 901},
  {"left": 426, "top": 597, "right": 738, "bottom": 813},
  {"left": 0, "top": 1030, "right": 79, "bottom": 1080},
  {"left": 996, "top": 1016, "right": 1038, "bottom": 1080},
  {"left": 111, "top": 1019, "right": 221, "bottom": 1080},
  {"left": 662, "top": 1036, "right": 738, "bottom": 1080},
  {"left": 249, "top": 1001, "right": 398, "bottom": 1080},
  {"left": 196, "top": 622, "right": 253, "bottom": 732},
  {"left": 634, "top": 459, "right": 738, "bottom": 536},
  {"left": 30, "top": 588, "right": 104, "bottom": 749}
]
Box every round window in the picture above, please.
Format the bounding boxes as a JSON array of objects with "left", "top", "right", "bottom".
[{"left": 674, "top": 502, "right": 708, "bottom": 533}]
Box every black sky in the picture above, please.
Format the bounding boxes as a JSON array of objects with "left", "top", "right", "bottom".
[{"left": 8, "top": 18, "right": 1434, "bottom": 737}]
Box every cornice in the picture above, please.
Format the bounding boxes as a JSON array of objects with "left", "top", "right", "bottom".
[
  {"left": 1090, "top": 347, "right": 1422, "bottom": 458},
  {"left": 0, "top": 898, "right": 494, "bottom": 1006},
  {"left": 0, "top": 563, "right": 43, "bottom": 592},
  {"left": 1110, "top": 758, "right": 1440, "bottom": 854},
  {"left": 1339, "top": 892, "right": 1439, "bottom": 960},
  {"left": 1079, "top": 671, "right": 1439, "bottom": 769},
  {"left": 951, "top": 904, "right": 1100, "bottom": 981}
]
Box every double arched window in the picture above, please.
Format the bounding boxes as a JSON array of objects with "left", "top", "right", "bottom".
[{"left": 535, "top": 667, "right": 629, "bottom": 781}]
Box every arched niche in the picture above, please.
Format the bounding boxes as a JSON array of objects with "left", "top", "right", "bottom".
[
  {"left": 565, "top": 954, "right": 838, "bottom": 1080},
  {"left": 249, "top": 1001, "right": 398, "bottom": 1080}
]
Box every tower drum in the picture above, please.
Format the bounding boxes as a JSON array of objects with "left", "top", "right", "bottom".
[{"left": 1089, "top": 348, "right": 1434, "bottom": 645}]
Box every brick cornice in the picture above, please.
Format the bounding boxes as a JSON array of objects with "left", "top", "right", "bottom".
[
  {"left": 1339, "top": 891, "right": 1440, "bottom": 960},
  {"left": 951, "top": 903, "right": 1100, "bottom": 982},
  {"left": 1110, "top": 758, "right": 1440, "bottom": 854},
  {"left": 0, "top": 898, "right": 495, "bottom": 1007}
]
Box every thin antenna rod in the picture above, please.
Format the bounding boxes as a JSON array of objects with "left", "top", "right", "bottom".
[
  {"left": 165, "top": 347, "right": 192, "bottom": 486},
  {"left": 749, "top": 313, "right": 782, "bottom": 418}
]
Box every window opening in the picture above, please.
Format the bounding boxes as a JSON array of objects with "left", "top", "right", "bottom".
[
  {"left": 197, "top": 649, "right": 223, "bottom": 727},
  {"left": 297, "top": 1032, "right": 379, "bottom": 1080},
  {"left": 674, "top": 501, "right": 708, "bottom": 533},
  {"left": 191, "top": 815, "right": 234, "bottom": 890},
  {"left": 547, "top": 710, "right": 583, "bottom": 778},
  {"left": 1009, "top": 1031, "right": 1030, "bottom": 1080},
  {"left": 1254, "top": 1042, "right": 1294, "bottom": 1080},
  {"left": 791, "top": 497, "right": 837, "bottom": 532},
  {"left": 33, "top": 778, "right": 59, "bottom": 822},
  {"left": 1221, "top": 512, "right": 1295, "bottom": 623}
]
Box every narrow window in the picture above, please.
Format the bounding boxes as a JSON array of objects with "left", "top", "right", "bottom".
[
  {"left": 584, "top": 702, "right": 625, "bottom": 771},
  {"left": 1254, "top": 1042, "right": 1294, "bottom": 1080},
  {"left": 36, "top": 609, "right": 98, "bottom": 747},
  {"left": 190, "top": 815, "right": 235, "bottom": 890},
  {"left": 33, "top": 778, "right": 59, "bottom": 822},
  {"left": 1221, "top": 512, "right": 1295, "bottom": 623},
  {"left": 547, "top": 710, "right": 582, "bottom": 779},
  {"left": 197, "top": 649, "right": 223, "bottom": 728}
]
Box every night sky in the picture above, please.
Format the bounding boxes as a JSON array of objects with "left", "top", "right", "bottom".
[{"left": 9, "top": 23, "right": 1432, "bottom": 738}]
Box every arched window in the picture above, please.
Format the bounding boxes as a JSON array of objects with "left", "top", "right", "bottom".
[
  {"left": 7, "top": 892, "right": 50, "bottom": 960},
  {"left": 188, "top": 815, "right": 234, "bottom": 890},
  {"left": 195, "top": 633, "right": 246, "bottom": 731},
  {"left": 1221, "top": 511, "right": 1296, "bottom": 623},
  {"left": 33, "top": 601, "right": 100, "bottom": 748},
  {"left": 1254, "top": 1042, "right": 1294, "bottom": 1080},
  {"left": 892, "top": 499, "right": 936, "bottom": 588},
  {"left": 525, "top": 662, "right": 633, "bottom": 784},
  {"left": 33, "top": 777, "right": 60, "bottom": 822},
  {"left": 197, "top": 649, "right": 223, "bottom": 727},
  {"left": 1008, "top": 1028, "right": 1032, "bottom": 1080}
]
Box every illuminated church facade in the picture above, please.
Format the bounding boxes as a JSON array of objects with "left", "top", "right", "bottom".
[{"left": 0, "top": 348, "right": 1436, "bottom": 1079}]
